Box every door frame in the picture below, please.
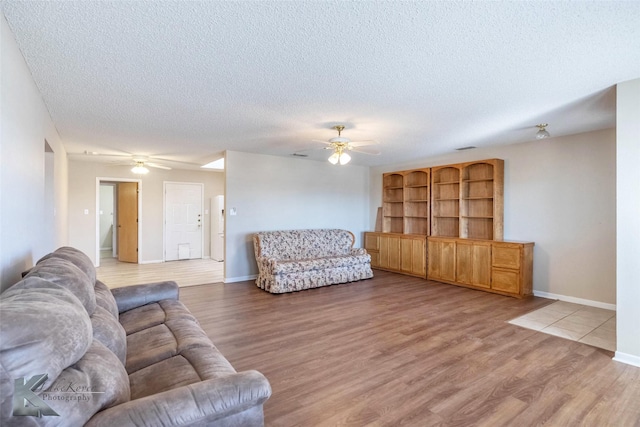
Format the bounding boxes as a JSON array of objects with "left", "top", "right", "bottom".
[
  {"left": 95, "top": 177, "right": 142, "bottom": 267},
  {"left": 163, "top": 181, "right": 204, "bottom": 262}
]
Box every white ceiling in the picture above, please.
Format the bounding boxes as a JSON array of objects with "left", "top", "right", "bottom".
[{"left": 3, "top": 1, "right": 639, "bottom": 168}]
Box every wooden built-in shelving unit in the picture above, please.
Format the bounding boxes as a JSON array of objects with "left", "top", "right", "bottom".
[{"left": 367, "top": 158, "right": 532, "bottom": 298}]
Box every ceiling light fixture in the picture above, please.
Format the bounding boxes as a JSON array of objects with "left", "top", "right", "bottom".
[
  {"left": 327, "top": 125, "right": 352, "bottom": 165},
  {"left": 131, "top": 161, "right": 149, "bottom": 174},
  {"left": 535, "top": 123, "right": 550, "bottom": 139},
  {"left": 328, "top": 146, "right": 351, "bottom": 165}
]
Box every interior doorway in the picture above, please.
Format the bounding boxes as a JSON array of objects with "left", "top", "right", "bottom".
[{"left": 96, "top": 178, "right": 142, "bottom": 267}]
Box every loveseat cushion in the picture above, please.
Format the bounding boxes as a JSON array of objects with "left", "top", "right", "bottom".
[
  {"left": 25, "top": 256, "right": 97, "bottom": 315},
  {"left": 272, "top": 253, "right": 372, "bottom": 275},
  {"left": 255, "top": 229, "right": 355, "bottom": 260}
]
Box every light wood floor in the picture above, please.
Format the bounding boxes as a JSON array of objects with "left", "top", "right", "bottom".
[
  {"left": 179, "top": 272, "right": 640, "bottom": 427},
  {"left": 96, "top": 257, "right": 223, "bottom": 288}
]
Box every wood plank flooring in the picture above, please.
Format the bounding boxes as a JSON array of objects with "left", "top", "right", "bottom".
[
  {"left": 96, "top": 257, "right": 223, "bottom": 288},
  {"left": 179, "top": 271, "right": 640, "bottom": 426}
]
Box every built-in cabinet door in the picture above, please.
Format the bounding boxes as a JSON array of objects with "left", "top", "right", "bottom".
[
  {"left": 428, "top": 239, "right": 456, "bottom": 282},
  {"left": 456, "top": 241, "right": 491, "bottom": 288},
  {"left": 365, "top": 233, "right": 380, "bottom": 268},
  {"left": 379, "top": 235, "right": 401, "bottom": 271},
  {"left": 427, "top": 239, "right": 441, "bottom": 279},
  {"left": 400, "top": 237, "right": 426, "bottom": 277}
]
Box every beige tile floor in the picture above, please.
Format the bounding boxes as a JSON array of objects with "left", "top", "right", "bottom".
[{"left": 509, "top": 300, "right": 616, "bottom": 351}]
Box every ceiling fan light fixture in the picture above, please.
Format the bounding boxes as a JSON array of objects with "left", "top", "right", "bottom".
[
  {"left": 339, "top": 152, "right": 351, "bottom": 165},
  {"left": 328, "top": 151, "right": 340, "bottom": 164},
  {"left": 131, "top": 162, "right": 149, "bottom": 174},
  {"left": 535, "top": 123, "right": 550, "bottom": 139}
]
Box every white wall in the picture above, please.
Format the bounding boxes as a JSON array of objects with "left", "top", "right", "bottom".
[
  {"left": 68, "top": 161, "right": 223, "bottom": 265},
  {"left": 1, "top": 15, "right": 68, "bottom": 292},
  {"left": 224, "top": 151, "right": 370, "bottom": 282},
  {"left": 370, "top": 128, "right": 617, "bottom": 306},
  {"left": 615, "top": 78, "right": 640, "bottom": 366}
]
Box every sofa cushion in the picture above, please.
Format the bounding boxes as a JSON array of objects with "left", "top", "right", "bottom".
[
  {"left": 119, "top": 299, "right": 198, "bottom": 336},
  {"left": 125, "top": 318, "right": 214, "bottom": 374},
  {"left": 91, "top": 306, "right": 127, "bottom": 365},
  {"left": 95, "top": 280, "right": 119, "bottom": 319},
  {"left": 0, "top": 277, "right": 92, "bottom": 391},
  {"left": 39, "top": 339, "right": 130, "bottom": 426},
  {"left": 122, "top": 299, "right": 213, "bottom": 374},
  {"left": 272, "top": 253, "right": 372, "bottom": 275},
  {"left": 38, "top": 246, "right": 97, "bottom": 284},
  {"left": 128, "top": 347, "right": 236, "bottom": 400},
  {"left": 25, "top": 256, "right": 97, "bottom": 315}
]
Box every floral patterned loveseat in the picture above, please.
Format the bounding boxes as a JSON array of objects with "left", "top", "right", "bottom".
[{"left": 253, "top": 229, "right": 373, "bottom": 293}]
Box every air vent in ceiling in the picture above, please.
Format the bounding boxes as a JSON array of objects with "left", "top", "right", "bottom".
[
  {"left": 456, "top": 146, "right": 477, "bottom": 151},
  {"left": 291, "top": 153, "right": 308, "bottom": 157}
]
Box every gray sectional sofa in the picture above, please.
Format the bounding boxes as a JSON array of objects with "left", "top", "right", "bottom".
[{"left": 0, "top": 247, "right": 271, "bottom": 426}]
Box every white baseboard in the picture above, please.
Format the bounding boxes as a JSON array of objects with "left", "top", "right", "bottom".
[
  {"left": 533, "top": 290, "right": 616, "bottom": 311},
  {"left": 613, "top": 351, "right": 640, "bottom": 368},
  {"left": 224, "top": 275, "right": 257, "bottom": 284},
  {"left": 139, "top": 259, "right": 164, "bottom": 265}
]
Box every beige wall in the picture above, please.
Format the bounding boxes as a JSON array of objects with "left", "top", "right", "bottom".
[
  {"left": 370, "top": 128, "right": 617, "bottom": 306},
  {"left": 224, "top": 151, "right": 370, "bottom": 281},
  {"left": 1, "top": 15, "right": 69, "bottom": 292},
  {"left": 68, "top": 161, "right": 223, "bottom": 265}
]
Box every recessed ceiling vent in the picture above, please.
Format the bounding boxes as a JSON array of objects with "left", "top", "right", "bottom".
[
  {"left": 456, "top": 146, "right": 477, "bottom": 151},
  {"left": 291, "top": 153, "right": 308, "bottom": 157}
]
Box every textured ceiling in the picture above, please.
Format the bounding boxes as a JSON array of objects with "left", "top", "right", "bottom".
[{"left": 2, "top": 1, "right": 639, "bottom": 167}]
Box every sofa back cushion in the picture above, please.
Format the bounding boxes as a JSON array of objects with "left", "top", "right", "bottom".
[
  {"left": 38, "top": 246, "right": 97, "bottom": 285},
  {"left": 25, "top": 256, "right": 97, "bottom": 316},
  {"left": 254, "top": 229, "right": 355, "bottom": 260},
  {"left": 95, "top": 280, "right": 119, "bottom": 319},
  {"left": 0, "top": 277, "right": 93, "bottom": 395}
]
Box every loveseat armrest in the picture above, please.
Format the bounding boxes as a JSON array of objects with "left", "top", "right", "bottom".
[
  {"left": 111, "top": 281, "right": 179, "bottom": 313},
  {"left": 255, "top": 256, "right": 277, "bottom": 273},
  {"left": 350, "top": 247, "right": 368, "bottom": 256},
  {"left": 85, "top": 370, "right": 271, "bottom": 427}
]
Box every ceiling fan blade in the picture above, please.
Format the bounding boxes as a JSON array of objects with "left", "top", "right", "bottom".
[
  {"left": 146, "top": 162, "right": 172, "bottom": 170},
  {"left": 311, "top": 139, "right": 332, "bottom": 145},
  {"left": 351, "top": 146, "right": 381, "bottom": 155},
  {"left": 349, "top": 140, "right": 379, "bottom": 147},
  {"left": 68, "top": 152, "right": 131, "bottom": 161}
]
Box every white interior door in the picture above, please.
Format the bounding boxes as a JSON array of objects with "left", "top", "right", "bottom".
[{"left": 164, "top": 182, "right": 203, "bottom": 261}]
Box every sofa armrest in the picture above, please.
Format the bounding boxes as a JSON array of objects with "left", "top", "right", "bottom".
[
  {"left": 111, "top": 281, "right": 179, "bottom": 313},
  {"left": 85, "top": 370, "right": 271, "bottom": 427},
  {"left": 255, "top": 256, "right": 277, "bottom": 273},
  {"left": 350, "top": 247, "right": 368, "bottom": 256}
]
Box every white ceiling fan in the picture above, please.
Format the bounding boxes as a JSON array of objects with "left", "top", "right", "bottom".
[
  {"left": 306, "top": 125, "right": 381, "bottom": 165},
  {"left": 68, "top": 151, "right": 199, "bottom": 173}
]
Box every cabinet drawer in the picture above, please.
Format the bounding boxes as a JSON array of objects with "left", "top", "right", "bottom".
[
  {"left": 492, "top": 244, "right": 521, "bottom": 269},
  {"left": 492, "top": 268, "right": 519, "bottom": 294}
]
